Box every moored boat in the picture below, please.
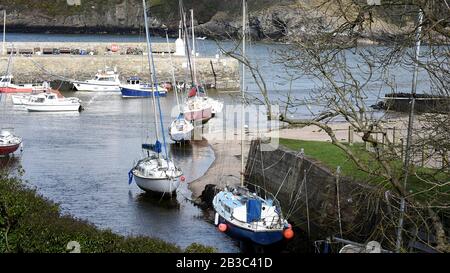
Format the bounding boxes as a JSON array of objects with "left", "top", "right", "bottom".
[
  {"left": 213, "top": 186, "right": 292, "bottom": 245},
  {"left": 120, "top": 77, "right": 168, "bottom": 98},
  {"left": 169, "top": 114, "right": 194, "bottom": 142},
  {"left": 132, "top": 153, "right": 183, "bottom": 193},
  {"left": 24, "top": 92, "right": 82, "bottom": 112},
  {"left": 72, "top": 67, "right": 121, "bottom": 92},
  {"left": 0, "top": 75, "right": 49, "bottom": 94},
  {"left": 0, "top": 129, "right": 22, "bottom": 156}
]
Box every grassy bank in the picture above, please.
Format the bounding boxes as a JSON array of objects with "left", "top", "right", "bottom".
[
  {"left": 279, "top": 138, "right": 449, "bottom": 201},
  {"left": 0, "top": 174, "right": 214, "bottom": 253}
]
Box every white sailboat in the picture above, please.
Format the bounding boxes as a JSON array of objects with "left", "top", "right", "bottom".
[
  {"left": 212, "top": 0, "right": 293, "bottom": 246},
  {"left": 181, "top": 8, "right": 214, "bottom": 123},
  {"left": 128, "top": 0, "right": 183, "bottom": 194},
  {"left": 165, "top": 28, "right": 194, "bottom": 142}
]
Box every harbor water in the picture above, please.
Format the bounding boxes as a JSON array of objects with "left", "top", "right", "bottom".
[{"left": 0, "top": 33, "right": 433, "bottom": 252}]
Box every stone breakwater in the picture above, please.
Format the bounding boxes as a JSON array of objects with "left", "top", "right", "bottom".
[{"left": 0, "top": 43, "right": 239, "bottom": 90}]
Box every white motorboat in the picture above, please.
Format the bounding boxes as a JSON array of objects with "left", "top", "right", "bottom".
[
  {"left": 11, "top": 83, "right": 60, "bottom": 105},
  {"left": 72, "top": 67, "right": 121, "bottom": 92},
  {"left": 24, "top": 92, "right": 82, "bottom": 112},
  {"left": 132, "top": 153, "right": 183, "bottom": 193},
  {"left": 169, "top": 115, "right": 194, "bottom": 142}
]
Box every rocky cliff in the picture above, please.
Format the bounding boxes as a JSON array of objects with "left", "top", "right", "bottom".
[{"left": 0, "top": 0, "right": 444, "bottom": 43}]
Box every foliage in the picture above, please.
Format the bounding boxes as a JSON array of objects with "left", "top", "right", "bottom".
[{"left": 0, "top": 173, "right": 213, "bottom": 253}]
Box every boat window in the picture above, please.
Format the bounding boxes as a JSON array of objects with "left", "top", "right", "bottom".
[{"left": 36, "top": 98, "right": 45, "bottom": 103}]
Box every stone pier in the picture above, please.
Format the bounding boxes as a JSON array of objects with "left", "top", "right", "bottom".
[{"left": 0, "top": 42, "right": 239, "bottom": 90}]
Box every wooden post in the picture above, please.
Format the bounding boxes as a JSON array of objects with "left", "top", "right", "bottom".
[
  {"left": 421, "top": 145, "right": 425, "bottom": 167},
  {"left": 392, "top": 127, "right": 397, "bottom": 145},
  {"left": 348, "top": 126, "right": 353, "bottom": 146},
  {"left": 400, "top": 138, "right": 405, "bottom": 162}
]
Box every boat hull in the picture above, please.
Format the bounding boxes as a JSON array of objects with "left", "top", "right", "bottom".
[
  {"left": 184, "top": 107, "right": 212, "bottom": 123},
  {"left": 73, "top": 82, "right": 120, "bottom": 92},
  {"left": 0, "top": 143, "right": 21, "bottom": 156},
  {"left": 25, "top": 104, "right": 80, "bottom": 112},
  {"left": 0, "top": 87, "right": 33, "bottom": 93},
  {"left": 217, "top": 215, "right": 284, "bottom": 246},
  {"left": 134, "top": 175, "right": 181, "bottom": 194},
  {"left": 120, "top": 87, "right": 166, "bottom": 98},
  {"left": 169, "top": 130, "right": 192, "bottom": 142}
]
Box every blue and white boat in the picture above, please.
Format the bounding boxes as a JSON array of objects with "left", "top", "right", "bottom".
[
  {"left": 120, "top": 77, "right": 167, "bottom": 98},
  {"left": 213, "top": 185, "right": 292, "bottom": 245},
  {"left": 212, "top": 0, "right": 293, "bottom": 246}
]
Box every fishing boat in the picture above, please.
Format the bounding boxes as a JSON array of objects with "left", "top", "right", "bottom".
[
  {"left": 0, "top": 75, "right": 49, "bottom": 94},
  {"left": 128, "top": 0, "right": 184, "bottom": 195},
  {"left": 24, "top": 92, "right": 82, "bottom": 112},
  {"left": 212, "top": 0, "right": 293, "bottom": 246},
  {"left": 72, "top": 67, "right": 121, "bottom": 92},
  {"left": 0, "top": 129, "right": 22, "bottom": 156},
  {"left": 120, "top": 77, "right": 167, "bottom": 98}
]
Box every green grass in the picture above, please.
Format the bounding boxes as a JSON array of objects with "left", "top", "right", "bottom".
[
  {"left": 279, "top": 138, "right": 376, "bottom": 182},
  {"left": 279, "top": 138, "right": 450, "bottom": 202},
  {"left": 0, "top": 174, "right": 215, "bottom": 253}
]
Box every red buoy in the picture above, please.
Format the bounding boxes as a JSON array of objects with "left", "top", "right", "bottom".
[
  {"left": 218, "top": 223, "right": 227, "bottom": 232},
  {"left": 283, "top": 228, "right": 294, "bottom": 240},
  {"left": 180, "top": 176, "right": 186, "bottom": 182}
]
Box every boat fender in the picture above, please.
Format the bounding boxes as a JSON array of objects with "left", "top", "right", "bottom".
[
  {"left": 283, "top": 227, "right": 294, "bottom": 240},
  {"left": 218, "top": 223, "right": 227, "bottom": 232},
  {"left": 180, "top": 176, "right": 186, "bottom": 182},
  {"left": 214, "top": 213, "right": 219, "bottom": 226}
]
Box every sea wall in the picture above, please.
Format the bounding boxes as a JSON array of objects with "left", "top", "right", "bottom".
[
  {"left": 244, "top": 139, "right": 389, "bottom": 243},
  {"left": 0, "top": 43, "right": 239, "bottom": 90}
]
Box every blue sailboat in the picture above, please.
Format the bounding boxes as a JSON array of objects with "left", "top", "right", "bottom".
[{"left": 212, "top": 0, "right": 293, "bottom": 246}]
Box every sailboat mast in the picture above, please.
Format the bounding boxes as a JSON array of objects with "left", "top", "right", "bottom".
[
  {"left": 395, "top": 8, "right": 424, "bottom": 253},
  {"left": 142, "top": 0, "right": 160, "bottom": 142},
  {"left": 143, "top": 0, "right": 170, "bottom": 160},
  {"left": 179, "top": 1, "right": 194, "bottom": 86},
  {"left": 240, "top": 0, "right": 246, "bottom": 187},
  {"left": 190, "top": 9, "right": 198, "bottom": 86},
  {"left": 2, "top": 10, "right": 5, "bottom": 56},
  {"left": 165, "top": 31, "right": 180, "bottom": 112}
]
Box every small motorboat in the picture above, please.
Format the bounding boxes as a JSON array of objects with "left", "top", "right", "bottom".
[
  {"left": 120, "top": 77, "right": 167, "bottom": 98},
  {"left": 72, "top": 67, "right": 121, "bottom": 92},
  {"left": 0, "top": 75, "right": 49, "bottom": 94},
  {"left": 131, "top": 151, "right": 183, "bottom": 194},
  {"left": 0, "top": 129, "right": 22, "bottom": 156},
  {"left": 24, "top": 92, "right": 82, "bottom": 112},
  {"left": 11, "top": 83, "right": 62, "bottom": 105},
  {"left": 169, "top": 114, "right": 194, "bottom": 142}
]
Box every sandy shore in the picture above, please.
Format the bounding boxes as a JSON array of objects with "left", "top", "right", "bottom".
[
  {"left": 189, "top": 139, "right": 246, "bottom": 200},
  {"left": 188, "top": 118, "right": 410, "bottom": 199}
]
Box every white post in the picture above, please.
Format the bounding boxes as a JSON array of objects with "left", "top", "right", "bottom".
[
  {"left": 240, "top": 0, "right": 246, "bottom": 186},
  {"left": 2, "top": 10, "right": 5, "bottom": 56}
]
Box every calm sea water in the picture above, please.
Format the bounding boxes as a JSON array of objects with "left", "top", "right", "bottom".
[{"left": 1, "top": 33, "right": 430, "bottom": 252}]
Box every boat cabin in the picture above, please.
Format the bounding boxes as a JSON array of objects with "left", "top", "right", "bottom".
[{"left": 126, "top": 77, "right": 141, "bottom": 85}]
